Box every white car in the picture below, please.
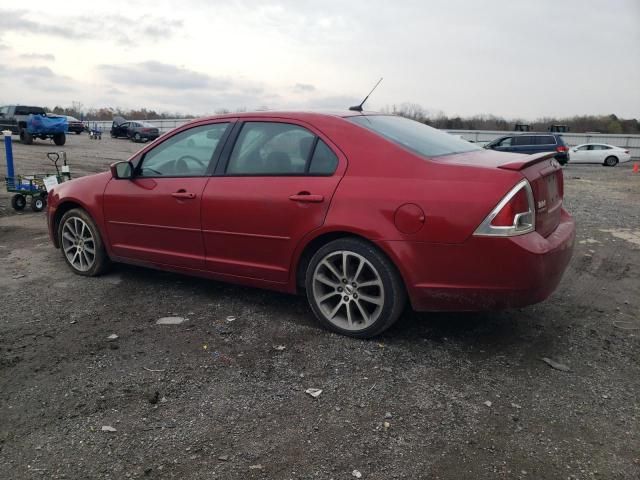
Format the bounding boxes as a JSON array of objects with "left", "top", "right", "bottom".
[{"left": 568, "top": 143, "right": 631, "bottom": 166}]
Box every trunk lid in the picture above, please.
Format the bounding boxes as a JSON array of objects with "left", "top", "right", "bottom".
[
  {"left": 498, "top": 152, "right": 564, "bottom": 238},
  {"left": 433, "top": 150, "right": 564, "bottom": 238}
]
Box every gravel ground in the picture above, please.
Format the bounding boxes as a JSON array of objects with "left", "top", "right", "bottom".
[{"left": 1, "top": 135, "right": 639, "bottom": 479}]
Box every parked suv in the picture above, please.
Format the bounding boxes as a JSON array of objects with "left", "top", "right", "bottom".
[
  {"left": 0, "top": 105, "right": 66, "bottom": 145},
  {"left": 484, "top": 133, "right": 569, "bottom": 164}
]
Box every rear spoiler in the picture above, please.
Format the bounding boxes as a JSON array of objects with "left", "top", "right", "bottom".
[{"left": 498, "top": 152, "right": 557, "bottom": 171}]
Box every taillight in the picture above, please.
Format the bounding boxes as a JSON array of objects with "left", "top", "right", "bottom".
[
  {"left": 556, "top": 145, "right": 568, "bottom": 153},
  {"left": 474, "top": 180, "right": 535, "bottom": 237}
]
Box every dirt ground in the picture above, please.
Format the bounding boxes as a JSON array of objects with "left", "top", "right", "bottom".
[{"left": 1, "top": 134, "right": 639, "bottom": 479}]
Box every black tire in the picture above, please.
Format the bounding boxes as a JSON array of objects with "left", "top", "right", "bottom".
[
  {"left": 58, "top": 208, "right": 110, "bottom": 276},
  {"left": 53, "top": 133, "right": 66, "bottom": 146},
  {"left": 604, "top": 156, "right": 618, "bottom": 167},
  {"left": 31, "top": 194, "right": 46, "bottom": 212},
  {"left": 11, "top": 194, "right": 26, "bottom": 211},
  {"left": 133, "top": 132, "right": 141, "bottom": 142},
  {"left": 21, "top": 129, "right": 33, "bottom": 145},
  {"left": 75, "top": 131, "right": 81, "bottom": 135},
  {"left": 305, "top": 237, "right": 406, "bottom": 338}
]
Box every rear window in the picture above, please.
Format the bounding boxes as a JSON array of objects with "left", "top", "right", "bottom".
[{"left": 348, "top": 115, "right": 481, "bottom": 157}]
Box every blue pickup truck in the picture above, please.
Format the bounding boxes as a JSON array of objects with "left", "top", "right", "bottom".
[{"left": 0, "top": 104, "right": 67, "bottom": 145}]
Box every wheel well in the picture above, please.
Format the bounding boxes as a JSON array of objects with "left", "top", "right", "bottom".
[
  {"left": 52, "top": 201, "right": 84, "bottom": 247},
  {"left": 295, "top": 231, "right": 406, "bottom": 293}
]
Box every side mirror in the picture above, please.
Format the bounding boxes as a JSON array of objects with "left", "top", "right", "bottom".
[{"left": 110, "top": 161, "right": 133, "bottom": 179}]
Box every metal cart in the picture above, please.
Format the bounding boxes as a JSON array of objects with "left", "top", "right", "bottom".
[{"left": 4, "top": 152, "right": 71, "bottom": 212}]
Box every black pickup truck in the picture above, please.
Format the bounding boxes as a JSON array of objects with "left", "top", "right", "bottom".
[{"left": 0, "top": 104, "right": 66, "bottom": 145}]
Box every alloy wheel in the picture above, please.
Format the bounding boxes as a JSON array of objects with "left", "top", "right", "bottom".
[
  {"left": 61, "top": 217, "right": 96, "bottom": 272},
  {"left": 312, "top": 250, "right": 384, "bottom": 331}
]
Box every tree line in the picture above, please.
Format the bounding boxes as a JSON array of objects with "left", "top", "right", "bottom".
[
  {"left": 385, "top": 103, "right": 640, "bottom": 134},
  {"left": 45, "top": 101, "right": 640, "bottom": 134}
]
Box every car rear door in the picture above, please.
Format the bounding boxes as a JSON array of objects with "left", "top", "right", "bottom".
[
  {"left": 200, "top": 119, "right": 346, "bottom": 283},
  {"left": 103, "top": 121, "right": 232, "bottom": 269},
  {"left": 534, "top": 135, "right": 557, "bottom": 154},
  {"left": 511, "top": 135, "right": 534, "bottom": 154}
]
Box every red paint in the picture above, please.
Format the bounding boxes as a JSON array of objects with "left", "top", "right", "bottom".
[{"left": 47, "top": 111, "right": 575, "bottom": 311}]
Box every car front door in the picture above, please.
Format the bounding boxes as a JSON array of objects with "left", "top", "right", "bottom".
[
  {"left": 200, "top": 120, "right": 346, "bottom": 283},
  {"left": 571, "top": 145, "right": 590, "bottom": 162},
  {"left": 491, "top": 136, "right": 513, "bottom": 152},
  {"left": 103, "top": 121, "right": 232, "bottom": 269}
]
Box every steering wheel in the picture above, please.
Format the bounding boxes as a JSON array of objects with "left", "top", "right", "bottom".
[{"left": 175, "top": 155, "right": 205, "bottom": 174}]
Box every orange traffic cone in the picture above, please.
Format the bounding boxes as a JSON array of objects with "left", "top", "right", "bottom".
[{"left": 633, "top": 163, "right": 639, "bottom": 173}]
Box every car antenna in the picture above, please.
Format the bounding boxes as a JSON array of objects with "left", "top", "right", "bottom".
[{"left": 349, "top": 77, "right": 383, "bottom": 112}]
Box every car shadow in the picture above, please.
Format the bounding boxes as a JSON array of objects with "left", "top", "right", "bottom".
[{"left": 106, "top": 263, "right": 554, "bottom": 359}]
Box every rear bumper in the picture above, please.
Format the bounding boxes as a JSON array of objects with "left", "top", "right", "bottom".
[{"left": 379, "top": 209, "right": 575, "bottom": 311}]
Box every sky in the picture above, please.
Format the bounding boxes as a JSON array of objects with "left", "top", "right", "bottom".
[{"left": 0, "top": 0, "right": 638, "bottom": 119}]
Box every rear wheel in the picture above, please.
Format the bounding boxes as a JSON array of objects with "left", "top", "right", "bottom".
[
  {"left": 305, "top": 238, "right": 406, "bottom": 338},
  {"left": 31, "top": 194, "right": 46, "bottom": 212},
  {"left": 604, "top": 156, "right": 618, "bottom": 167},
  {"left": 11, "top": 194, "right": 26, "bottom": 211},
  {"left": 58, "top": 208, "right": 110, "bottom": 276},
  {"left": 53, "top": 133, "right": 66, "bottom": 146}
]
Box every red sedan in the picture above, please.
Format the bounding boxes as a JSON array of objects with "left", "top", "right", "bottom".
[{"left": 47, "top": 111, "right": 575, "bottom": 337}]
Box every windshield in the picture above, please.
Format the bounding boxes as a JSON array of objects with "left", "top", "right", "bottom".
[{"left": 348, "top": 115, "right": 481, "bottom": 157}]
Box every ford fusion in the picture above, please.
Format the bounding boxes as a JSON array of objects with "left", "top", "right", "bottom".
[{"left": 47, "top": 112, "right": 575, "bottom": 338}]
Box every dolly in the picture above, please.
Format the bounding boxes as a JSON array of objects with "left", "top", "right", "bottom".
[{"left": 3, "top": 131, "right": 71, "bottom": 212}]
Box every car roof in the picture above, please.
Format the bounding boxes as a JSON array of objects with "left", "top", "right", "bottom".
[{"left": 192, "top": 110, "right": 382, "bottom": 123}]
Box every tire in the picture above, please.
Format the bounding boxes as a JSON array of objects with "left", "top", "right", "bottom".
[
  {"left": 11, "top": 194, "right": 26, "bottom": 211},
  {"left": 75, "top": 131, "right": 81, "bottom": 135},
  {"left": 305, "top": 237, "right": 406, "bottom": 338},
  {"left": 134, "top": 132, "right": 141, "bottom": 142},
  {"left": 31, "top": 194, "right": 46, "bottom": 212},
  {"left": 21, "top": 129, "right": 33, "bottom": 145},
  {"left": 58, "top": 208, "right": 110, "bottom": 276},
  {"left": 604, "top": 156, "right": 618, "bottom": 167},
  {"left": 53, "top": 133, "right": 66, "bottom": 146}
]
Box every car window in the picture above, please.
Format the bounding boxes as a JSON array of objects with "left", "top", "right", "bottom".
[
  {"left": 535, "top": 136, "right": 556, "bottom": 145},
  {"left": 497, "top": 137, "right": 512, "bottom": 147},
  {"left": 348, "top": 115, "right": 480, "bottom": 157},
  {"left": 592, "top": 145, "right": 609, "bottom": 150},
  {"left": 15, "top": 106, "right": 45, "bottom": 115},
  {"left": 138, "top": 123, "right": 229, "bottom": 177},
  {"left": 226, "top": 122, "right": 315, "bottom": 175},
  {"left": 309, "top": 139, "right": 339, "bottom": 175},
  {"left": 513, "top": 136, "right": 533, "bottom": 146},
  {"left": 577, "top": 145, "right": 589, "bottom": 151}
]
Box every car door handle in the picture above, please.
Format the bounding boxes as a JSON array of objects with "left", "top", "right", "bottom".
[
  {"left": 289, "top": 193, "right": 324, "bottom": 203},
  {"left": 171, "top": 191, "right": 196, "bottom": 199}
]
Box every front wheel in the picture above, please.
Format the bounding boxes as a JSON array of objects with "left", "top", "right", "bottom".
[
  {"left": 604, "top": 156, "right": 618, "bottom": 167},
  {"left": 58, "top": 208, "right": 110, "bottom": 276},
  {"left": 31, "top": 194, "right": 46, "bottom": 212},
  {"left": 133, "top": 133, "right": 141, "bottom": 142},
  {"left": 21, "top": 129, "right": 33, "bottom": 145},
  {"left": 305, "top": 238, "right": 406, "bottom": 338}
]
